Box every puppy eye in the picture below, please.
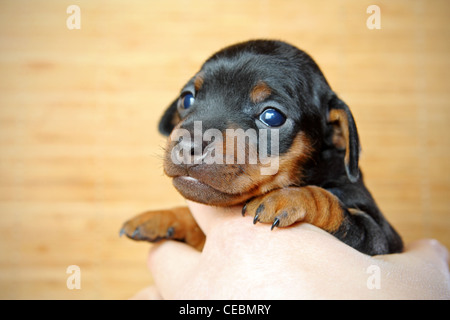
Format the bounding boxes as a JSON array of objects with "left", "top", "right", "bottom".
[
  {"left": 180, "top": 93, "right": 195, "bottom": 109},
  {"left": 259, "top": 108, "right": 286, "bottom": 127}
]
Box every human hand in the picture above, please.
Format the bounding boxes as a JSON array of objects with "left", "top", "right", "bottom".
[{"left": 132, "top": 201, "right": 450, "bottom": 300}]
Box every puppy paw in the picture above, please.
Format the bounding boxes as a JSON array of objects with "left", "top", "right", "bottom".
[
  {"left": 242, "top": 188, "right": 307, "bottom": 230},
  {"left": 242, "top": 186, "right": 344, "bottom": 232},
  {"left": 120, "top": 210, "right": 179, "bottom": 242},
  {"left": 120, "top": 207, "right": 206, "bottom": 250}
]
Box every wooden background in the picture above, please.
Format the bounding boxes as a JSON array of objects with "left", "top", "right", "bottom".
[{"left": 0, "top": 0, "right": 449, "bottom": 299}]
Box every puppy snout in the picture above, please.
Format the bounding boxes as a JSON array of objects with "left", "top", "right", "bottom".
[{"left": 175, "top": 136, "right": 214, "bottom": 166}]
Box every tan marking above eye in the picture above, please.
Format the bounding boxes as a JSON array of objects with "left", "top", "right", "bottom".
[
  {"left": 250, "top": 81, "right": 272, "bottom": 104},
  {"left": 194, "top": 73, "right": 204, "bottom": 92}
]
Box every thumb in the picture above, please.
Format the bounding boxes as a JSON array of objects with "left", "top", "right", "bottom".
[
  {"left": 377, "top": 239, "right": 450, "bottom": 299},
  {"left": 404, "top": 239, "right": 449, "bottom": 271},
  {"left": 147, "top": 240, "right": 201, "bottom": 299}
]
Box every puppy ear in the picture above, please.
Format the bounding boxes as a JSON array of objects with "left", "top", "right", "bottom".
[
  {"left": 327, "top": 96, "right": 361, "bottom": 183},
  {"left": 158, "top": 98, "right": 180, "bottom": 136}
]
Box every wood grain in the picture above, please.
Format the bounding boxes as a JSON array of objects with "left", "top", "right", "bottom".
[{"left": 0, "top": 0, "right": 449, "bottom": 299}]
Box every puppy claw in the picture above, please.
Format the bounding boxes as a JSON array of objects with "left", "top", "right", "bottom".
[
  {"left": 271, "top": 217, "right": 280, "bottom": 230},
  {"left": 253, "top": 204, "right": 266, "bottom": 224},
  {"left": 241, "top": 203, "right": 247, "bottom": 217},
  {"left": 166, "top": 227, "right": 175, "bottom": 238},
  {"left": 131, "top": 229, "right": 139, "bottom": 238},
  {"left": 119, "top": 228, "right": 126, "bottom": 237}
]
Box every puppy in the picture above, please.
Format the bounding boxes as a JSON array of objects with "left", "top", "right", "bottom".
[{"left": 121, "top": 40, "right": 403, "bottom": 255}]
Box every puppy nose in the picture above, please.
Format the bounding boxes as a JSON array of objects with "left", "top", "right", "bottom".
[{"left": 176, "top": 137, "right": 212, "bottom": 166}]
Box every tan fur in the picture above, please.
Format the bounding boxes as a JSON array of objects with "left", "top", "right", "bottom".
[{"left": 250, "top": 81, "right": 272, "bottom": 103}]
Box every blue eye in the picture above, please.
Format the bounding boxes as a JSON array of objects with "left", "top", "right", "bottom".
[
  {"left": 259, "top": 108, "right": 286, "bottom": 127},
  {"left": 180, "top": 93, "right": 195, "bottom": 109}
]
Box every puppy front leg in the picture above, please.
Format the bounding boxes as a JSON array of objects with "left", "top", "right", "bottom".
[
  {"left": 242, "top": 186, "right": 400, "bottom": 255},
  {"left": 120, "top": 206, "right": 205, "bottom": 251}
]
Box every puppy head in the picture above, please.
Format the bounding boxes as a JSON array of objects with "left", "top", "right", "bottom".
[{"left": 158, "top": 40, "right": 360, "bottom": 206}]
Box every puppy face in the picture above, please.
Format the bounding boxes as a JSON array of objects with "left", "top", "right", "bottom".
[{"left": 159, "top": 40, "right": 360, "bottom": 206}]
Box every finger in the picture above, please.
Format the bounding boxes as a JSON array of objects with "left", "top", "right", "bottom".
[
  {"left": 405, "top": 239, "right": 449, "bottom": 270},
  {"left": 381, "top": 239, "right": 449, "bottom": 274},
  {"left": 147, "top": 240, "right": 201, "bottom": 299},
  {"left": 186, "top": 200, "right": 243, "bottom": 235},
  {"left": 384, "top": 239, "right": 450, "bottom": 299},
  {"left": 129, "top": 285, "right": 162, "bottom": 300}
]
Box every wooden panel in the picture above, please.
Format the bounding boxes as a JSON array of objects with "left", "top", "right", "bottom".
[{"left": 0, "top": 0, "right": 448, "bottom": 299}]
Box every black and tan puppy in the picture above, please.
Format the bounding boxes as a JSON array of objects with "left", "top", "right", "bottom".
[{"left": 121, "top": 40, "right": 403, "bottom": 256}]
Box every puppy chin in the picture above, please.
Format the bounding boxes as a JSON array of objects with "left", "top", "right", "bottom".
[{"left": 172, "top": 176, "right": 246, "bottom": 206}]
